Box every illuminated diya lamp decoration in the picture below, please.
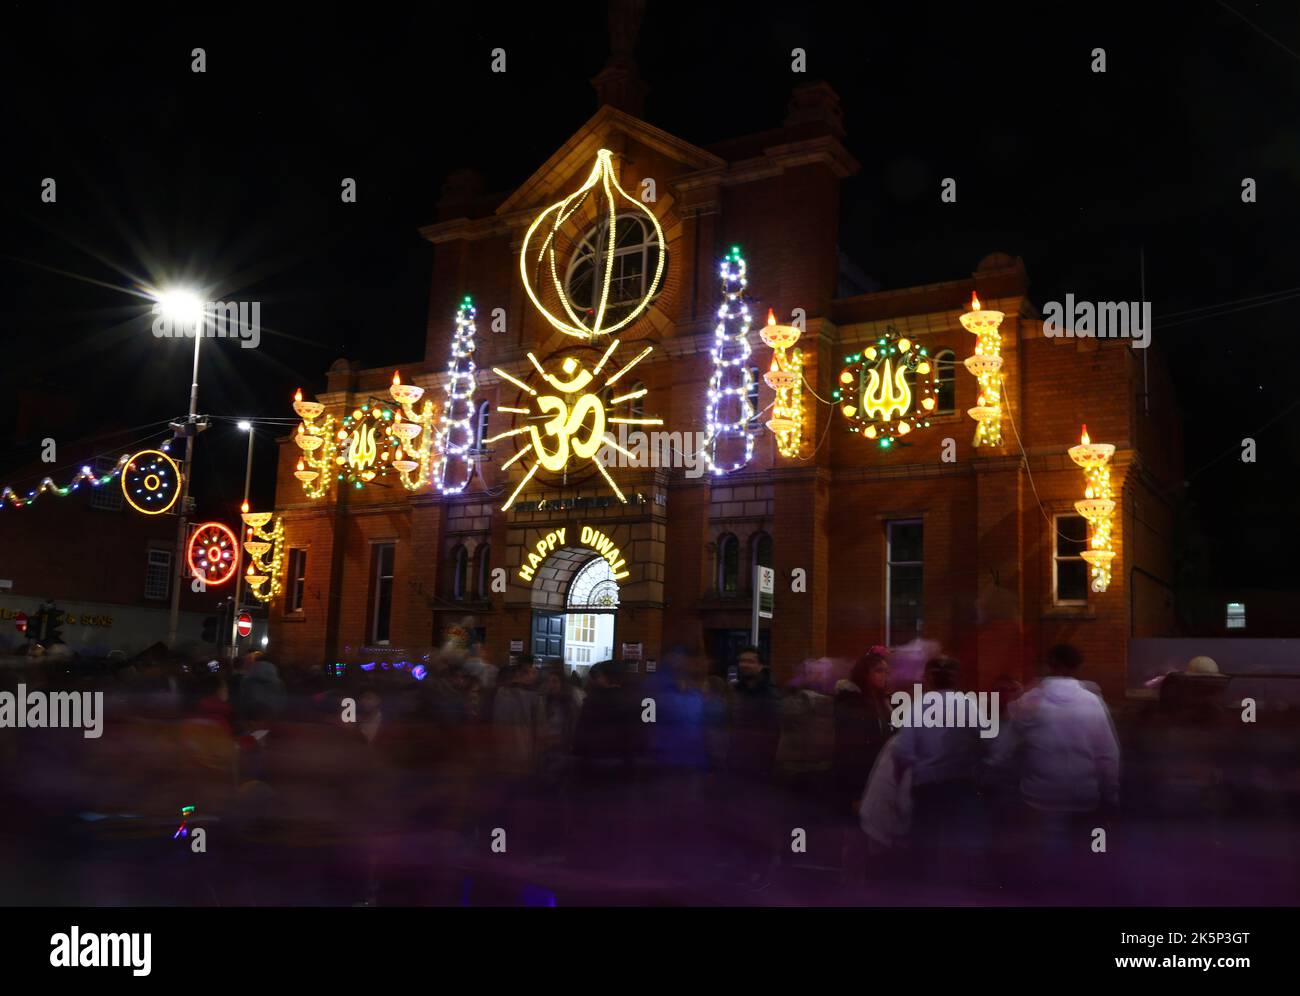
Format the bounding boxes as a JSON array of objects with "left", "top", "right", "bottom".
[
  {"left": 703, "top": 247, "right": 756, "bottom": 474},
  {"left": 385, "top": 369, "right": 439, "bottom": 491},
  {"left": 832, "top": 326, "right": 938, "bottom": 449},
  {"left": 760, "top": 309, "right": 805, "bottom": 458},
  {"left": 961, "top": 291, "right": 1005, "bottom": 447},
  {"left": 490, "top": 339, "right": 661, "bottom": 511},
  {"left": 241, "top": 503, "right": 285, "bottom": 603},
  {"left": 520, "top": 148, "right": 665, "bottom": 339},
  {"left": 1068, "top": 423, "right": 1117, "bottom": 593},
  {"left": 292, "top": 387, "right": 338, "bottom": 499}
]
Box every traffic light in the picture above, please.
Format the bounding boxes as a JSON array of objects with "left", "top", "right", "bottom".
[{"left": 201, "top": 616, "right": 218, "bottom": 644}]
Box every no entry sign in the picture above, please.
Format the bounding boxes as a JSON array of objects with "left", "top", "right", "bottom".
[
  {"left": 14, "top": 611, "right": 26, "bottom": 634},
  {"left": 236, "top": 613, "right": 253, "bottom": 638}
]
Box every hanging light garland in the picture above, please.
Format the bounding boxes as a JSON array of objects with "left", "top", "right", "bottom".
[
  {"left": 961, "top": 291, "right": 1004, "bottom": 446},
  {"left": 760, "top": 309, "right": 804, "bottom": 458},
  {"left": 0, "top": 453, "right": 132, "bottom": 510},
  {"left": 241, "top": 502, "right": 285, "bottom": 603},
  {"left": 704, "top": 246, "right": 756, "bottom": 474},
  {"left": 833, "top": 326, "right": 938, "bottom": 448},
  {"left": 432, "top": 297, "right": 479, "bottom": 494},
  {"left": 1068, "top": 424, "right": 1116, "bottom": 592}
]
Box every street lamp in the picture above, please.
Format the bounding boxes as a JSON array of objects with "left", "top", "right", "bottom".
[
  {"left": 228, "top": 421, "right": 255, "bottom": 661},
  {"left": 153, "top": 286, "right": 207, "bottom": 649}
]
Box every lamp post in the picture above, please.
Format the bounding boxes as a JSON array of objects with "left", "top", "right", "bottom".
[
  {"left": 157, "top": 289, "right": 206, "bottom": 650},
  {"left": 229, "top": 421, "right": 255, "bottom": 662}
]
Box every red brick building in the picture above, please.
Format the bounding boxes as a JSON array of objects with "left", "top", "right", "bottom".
[{"left": 270, "top": 81, "right": 1181, "bottom": 700}]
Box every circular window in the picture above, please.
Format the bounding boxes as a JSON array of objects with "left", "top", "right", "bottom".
[{"left": 565, "top": 214, "right": 664, "bottom": 331}]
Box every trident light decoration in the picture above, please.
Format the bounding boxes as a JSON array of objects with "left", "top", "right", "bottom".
[
  {"left": 520, "top": 148, "right": 665, "bottom": 339},
  {"left": 761, "top": 310, "right": 804, "bottom": 458},
  {"left": 187, "top": 522, "right": 239, "bottom": 586},
  {"left": 704, "top": 247, "right": 756, "bottom": 474},
  {"left": 122, "top": 448, "right": 182, "bottom": 515},
  {"left": 241, "top": 502, "right": 285, "bottom": 603},
  {"left": 292, "top": 372, "right": 440, "bottom": 499},
  {"left": 961, "top": 291, "right": 1004, "bottom": 446},
  {"left": 432, "top": 297, "right": 479, "bottom": 495},
  {"left": 1068, "top": 424, "right": 1116, "bottom": 593},
  {"left": 489, "top": 340, "right": 661, "bottom": 511},
  {"left": 833, "top": 326, "right": 938, "bottom": 448}
]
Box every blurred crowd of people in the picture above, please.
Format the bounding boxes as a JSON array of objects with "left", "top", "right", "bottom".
[{"left": 0, "top": 636, "right": 1291, "bottom": 904}]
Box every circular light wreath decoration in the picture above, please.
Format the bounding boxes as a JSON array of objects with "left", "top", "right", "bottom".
[
  {"left": 519, "top": 148, "right": 665, "bottom": 340},
  {"left": 833, "top": 326, "right": 939, "bottom": 449},
  {"left": 121, "top": 448, "right": 181, "bottom": 514},
  {"left": 332, "top": 400, "right": 400, "bottom": 488},
  {"left": 187, "top": 521, "right": 239, "bottom": 586}
]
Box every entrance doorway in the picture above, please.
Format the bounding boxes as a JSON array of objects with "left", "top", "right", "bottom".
[
  {"left": 562, "top": 556, "right": 617, "bottom": 671},
  {"left": 531, "top": 610, "right": 564, "bottom": 661},
  {"left": 708, "top": 627, "right": 771, "bottom": 680}
]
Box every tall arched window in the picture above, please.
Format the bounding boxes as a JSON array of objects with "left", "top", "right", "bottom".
[
  {"left": 473, "top": 400, "right": 491, "bottom": 452},
  {"left": 565, "top": 214, "right": 664, "bottom": 330},
  {"left": 934, "top": 349, "right": 957, "bottom": 415},
  {"left": 475, "top": 544, "right": 491, "bottom": 599},
  {"left": 718, "top": 533, "right": 740, "bottom": 596},
  {"left": 452, "top": 545, "right": 469, "bottom": 601},
  {"left": 746, "top": 366, "right": 761, "bottom": 427}
]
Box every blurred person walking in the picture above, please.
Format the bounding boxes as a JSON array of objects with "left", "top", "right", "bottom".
[
  {"left": 832, "top": 652, "right": 893, "bottom": 884},
  {"left": 986, "top": 643, "right": 1121, "bottom": 899}
]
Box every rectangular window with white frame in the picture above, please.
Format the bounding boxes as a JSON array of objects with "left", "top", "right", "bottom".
[
  {"left": 1053, "top": 514, "right": 1089, "bottom": 605},
  {"left": 287, "top": 548, "right": 307, "bottom": 613},
  {"left": 144, "top": 548, "right": 171, "bottom": 600},
  {"left": 885, "top": 519, "right": 923, "bottom": 647},
  {"left": 369, "top": 543, "right": 395, "bottom": 645}
]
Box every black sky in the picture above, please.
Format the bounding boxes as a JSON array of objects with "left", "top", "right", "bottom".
[{"left": 1, "top": 1, "right": 1298, "bottom": 587}]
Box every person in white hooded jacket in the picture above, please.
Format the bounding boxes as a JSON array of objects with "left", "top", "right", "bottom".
[{"left": 986, "top": 643, "right": 1120, "bottom": 814}]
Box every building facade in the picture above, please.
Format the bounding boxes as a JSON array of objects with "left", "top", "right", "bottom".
[{"left": 269, "top": 83, "right": 1181, "bottom": 700}]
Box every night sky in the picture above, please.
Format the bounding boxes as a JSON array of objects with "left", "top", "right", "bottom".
[{"left": 1, "top": 1, "right": 1297, "bottom": 588}]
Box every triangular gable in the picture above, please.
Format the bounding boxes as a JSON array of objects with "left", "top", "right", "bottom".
[{"left": 494, "top": 104, "right": 724, "bottom": 217}]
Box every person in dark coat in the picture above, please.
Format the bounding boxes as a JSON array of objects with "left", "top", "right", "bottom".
[
  {"left": 722, "top": 645, "right": 783, "bottom": 889},
  {"left": 832, "top": 652, "right": 894, "bottom": 818}
]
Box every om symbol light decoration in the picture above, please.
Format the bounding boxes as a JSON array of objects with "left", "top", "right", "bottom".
[
  {"left": 962, "top": 292, "right": 1004, "bottom": 446},
  {"left": 490, "top": 339, "right": 661, "bottom": 510},
  {"left": 122, "top": 448, "right": 182, "bottom": 515},
  {"left": 833, "top": 326, "right": 938, "bottom": 448},
  {"left": 187, "top": 522, "right": 239, "bottom": 586},
  {"left": 761, "top": 309, "right": 804, "bottom": 458},
  {"left": 1068, "top": 424, "right": 1116, "bottom": 593},
  {"left": 241, "top": 503, "right": 285, "bottom": 603},
  {"left": 520, "top": 148, "right": 665, "bottom": 339}
]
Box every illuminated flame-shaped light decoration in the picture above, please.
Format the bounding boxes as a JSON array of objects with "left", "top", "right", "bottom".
[
  {"left": 293, "top": 388, "right": 337, "bottom": 499},
  {"left": 1067, "top": 424, "right": 1116, "bottom": 592},
  {"left": 490, "top": 341, "right": 662, "bottom": 510},
  {"left": 520, "top": 148, "right": 665, "bottom": 339},
  {"left": 962, "top": 291, "right": 1005, "bottom": 446},
  {"left": 761, "top": 309, "right": 804, "bottom": 458},
  {"left": 704, "top": 247, "right": 756, "bottom": 474},
  {"left": 833, "top": 325, "right": 938, "bottom": 448},
  {"left": 241, "top": 501, "right": 285, "bottom": 603},
  {"left": 432, "top": 297, "right": 479, "bottom": 494}
]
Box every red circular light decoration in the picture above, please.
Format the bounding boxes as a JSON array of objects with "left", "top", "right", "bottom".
[{"left": 187, "top": 522, "right": 239, "bottom": 586}]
